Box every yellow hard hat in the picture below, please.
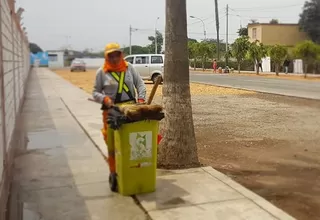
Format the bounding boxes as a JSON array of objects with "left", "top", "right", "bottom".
[{"left": 104, "top": 43, "right": 122, "bottom": 56}]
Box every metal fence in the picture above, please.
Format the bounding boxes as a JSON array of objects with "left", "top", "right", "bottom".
[{"left": 0, "top": 0, "right": 30, "bottom": 216}]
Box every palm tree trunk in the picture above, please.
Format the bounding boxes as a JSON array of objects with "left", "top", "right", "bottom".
[
  {"left": 238, "top": 63, "right": 241, "bottom": 74},
  {"left": 158, "top": 0, "right": 199, "bottom": 169}
]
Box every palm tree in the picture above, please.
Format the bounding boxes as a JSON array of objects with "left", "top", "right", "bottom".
[{"left": 157, "top": 0, "right": 200, "bottom": 169}]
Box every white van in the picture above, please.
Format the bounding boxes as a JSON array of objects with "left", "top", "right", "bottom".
[{"left": 124, "top": 54, "right": 164, "bottom": 84}]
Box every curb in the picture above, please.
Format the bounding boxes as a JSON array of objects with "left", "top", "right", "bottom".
[{"left": 191, "top": 80, "right": 320, "bottom": 101}]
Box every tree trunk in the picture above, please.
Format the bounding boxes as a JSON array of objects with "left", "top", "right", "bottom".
[
  {"left": 202, "top": 57, "right": 205, "bottom": 71},
  {"left": 256, "top": 62, "right": 260, "bottom": 75},
  {"left": 193, "top": 58, "right": 196, "bottom": 70},
  {"left": 275, "top": 63, "right": 279, "bottom": 76},
  {"left": 237, "top": 63, "right": 241, "bottom": 74},
  {"left": 304, "top": 63, "right": 308, "bottom": 78},
  {"left": 158, "top": 0, "right": 199, "bottom": 169}
]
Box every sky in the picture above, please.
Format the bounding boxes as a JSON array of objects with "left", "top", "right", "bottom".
[{"left": 16, "top": 0, "right": 306, "bottom": 52}]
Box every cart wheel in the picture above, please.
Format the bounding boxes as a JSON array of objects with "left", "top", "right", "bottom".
[{"left": 109, "top": 173, "right": 118, "bottom": 192}]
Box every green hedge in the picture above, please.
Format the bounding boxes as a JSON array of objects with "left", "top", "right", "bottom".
[
  {"left": 189, "top": 60, "right": 254, "bottom": 71},
  {"left": 190, "top": 60, "right": 320, "bottom": 74}
]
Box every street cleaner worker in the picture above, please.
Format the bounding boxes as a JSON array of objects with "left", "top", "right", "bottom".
[{"left": 92, "top": 42, "right": 146, "bottom": 189}]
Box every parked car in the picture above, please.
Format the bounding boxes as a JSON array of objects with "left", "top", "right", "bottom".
[
  {"left": 70, "top": 59, "right": 86, "bottom": 72},
  {"left": 124, "top": 54, "right": 164, "bottom": 83}
]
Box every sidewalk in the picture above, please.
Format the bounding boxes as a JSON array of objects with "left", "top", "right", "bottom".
[
  {"left": 9, "top": 69, "right": 146, "bottom": 219},
  {"left": 11, "top": 68, "right": 296, "bottom": 220}
]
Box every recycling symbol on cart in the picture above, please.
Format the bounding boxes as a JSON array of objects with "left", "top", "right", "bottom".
[{"left": 129, "top": 131, "right": 152, "bottom": 160}]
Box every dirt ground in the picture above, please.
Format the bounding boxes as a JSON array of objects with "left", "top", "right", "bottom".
[
  {"left": 55, "top": 69, "right": 320, "bottom": 220},
  {"left": 54, "top": 69, "right": 255, "bottom": 97}
]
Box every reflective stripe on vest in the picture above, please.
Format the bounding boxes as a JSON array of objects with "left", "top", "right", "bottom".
[{"left": 110, "top": 72, "right": 130, "bottom": 94}]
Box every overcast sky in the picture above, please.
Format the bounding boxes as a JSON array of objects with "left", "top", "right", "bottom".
[{"left": 16, "top": 0, "right": 306, "bottom": 52}]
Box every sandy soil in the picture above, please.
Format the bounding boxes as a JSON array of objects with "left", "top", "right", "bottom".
[
  {"left": 54, "top": 69, "right": 320, "bottom": 220},
  {"left": 54, "top": 69, "right": 255, "bottom": 97}
]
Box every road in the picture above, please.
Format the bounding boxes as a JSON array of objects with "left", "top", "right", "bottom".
[{"left": 190, "top": 72, "right": 320, "bottom": 100}]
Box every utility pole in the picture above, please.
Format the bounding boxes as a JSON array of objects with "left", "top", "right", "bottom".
[
  {"left": 65, "top": 35, "right": 71, "bottom": 49},
  {"left": 214, "top": 0, "right": 220, "bottom": 60},
  {"left": 129, "top": 25, "right": 132, "bottom": 55},
  {"left": 129, "top": 25, "right": 138, "bottom": 55},
  {"left": 226, "top": 4, "right": 229, "bottom": 66},
  {"left": 155, "top": 29, "right": 157, "bottom": 54},
  {"left": 155, "top": 17, "right": 160, "bottom": 54}
]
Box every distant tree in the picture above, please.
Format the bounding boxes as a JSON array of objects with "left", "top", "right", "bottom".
[
  {"left": 224, "top": 46, "right": 232, "bottom": 66},
  {"left": 122, "top": 45, "right": 150, "bottom": 55},
  {"left": 299, "top": 0, "right": 320, "bottom": 43},
  {"left": 293, "top": 40, "right": 320, "bottom": 77},
  {"left": 29, "top": 43, "right": 43, "bottom": 54},
  {"left": 250, "top": 19, "right": 258, "bottom": 24},
  {"left": 248, "top": 40, "right": 268, "bottom": 74},
  {"left": 147, "top": 31, "right": 164, "bottom": 53},
  {"left": 269, "top": 19, "right": 279, "bottom": 24},
  {"left": 269, "top": 45, "right": 288, "bottom": 75},
  {"left": 188, "top": 38, "right": 198, "bottom": 43},
  {"left": 231, "top": 36, "right": 250, "bottom": 73},
  {"left": 197, "top": 41, "right": 216, "bottom": 70},
  {"left": 237, "top": 27, "right": 248, "bottom": 36},
  {"left": 82, "top": 48, "right": 91, "bottom": 56},
  {"left": 188, "top": 41, "right": 199, "bottom": 70},
  {"left": 202, "top": 38, "right": 226, "bottom": 55}
]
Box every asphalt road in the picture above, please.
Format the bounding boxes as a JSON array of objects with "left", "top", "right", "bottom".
[{"left": 190, "top": 72, "right": 320, "bottom": 100}]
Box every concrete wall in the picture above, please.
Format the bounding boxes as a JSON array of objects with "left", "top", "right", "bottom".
[
  {"left": 248, "top": 24, "right": 308, "bottom": 46},
  {"left": 248, "top": 25, "right": 263, "bottom": 42},
  {"left": 81, "top": 58, "right": 104, "bottom": 68},
  {"left": 0, "top": 0, "right": 30, "bottom": 217}
]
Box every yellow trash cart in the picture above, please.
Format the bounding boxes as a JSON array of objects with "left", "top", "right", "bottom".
[{"left": 107, "top": 104, "right": 164, "bottom": 196}]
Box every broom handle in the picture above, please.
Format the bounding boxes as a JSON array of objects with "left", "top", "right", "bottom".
[{"left": 147, "top": 76, "right": 162, "bottom": 105}]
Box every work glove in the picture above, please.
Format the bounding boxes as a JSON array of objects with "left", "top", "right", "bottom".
[
  {"left": 104, "top": 96, "right": 113, "bottom": 106},
  {"left": 137, "top": 98, "right": 146, "bottom": 105},
  {"left": 107, "top": 107, "right": 126, "bottom": 130},
  {"left": 101, "top": 96, "right": 113, "bottom": 110}
]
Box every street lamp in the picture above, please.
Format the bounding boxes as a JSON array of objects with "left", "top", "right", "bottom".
[
  {"left": 235, "top": 14, "right": 242, "bottom": 28},
  {"left": 65, "top": 35, "right": 71, "bottom": 49},
  {"left": 190, "top": 16, "right": 207, "bottom": 39},
  {"left": 155, "top": 17, "right": 160, "bottom": 54}
]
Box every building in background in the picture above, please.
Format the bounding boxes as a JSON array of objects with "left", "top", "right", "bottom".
[
  {"left": 248, "top": 23, "right": 308, "bottom": 47},
  {"left": 30, "top": 52, "right": 49, "bottom": 67},
  {"left": 248, "top": 23, "right": 309, "bottom": 74},
  {"left": 47, "top": 50, "right": 65, "bottom": 68}
]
